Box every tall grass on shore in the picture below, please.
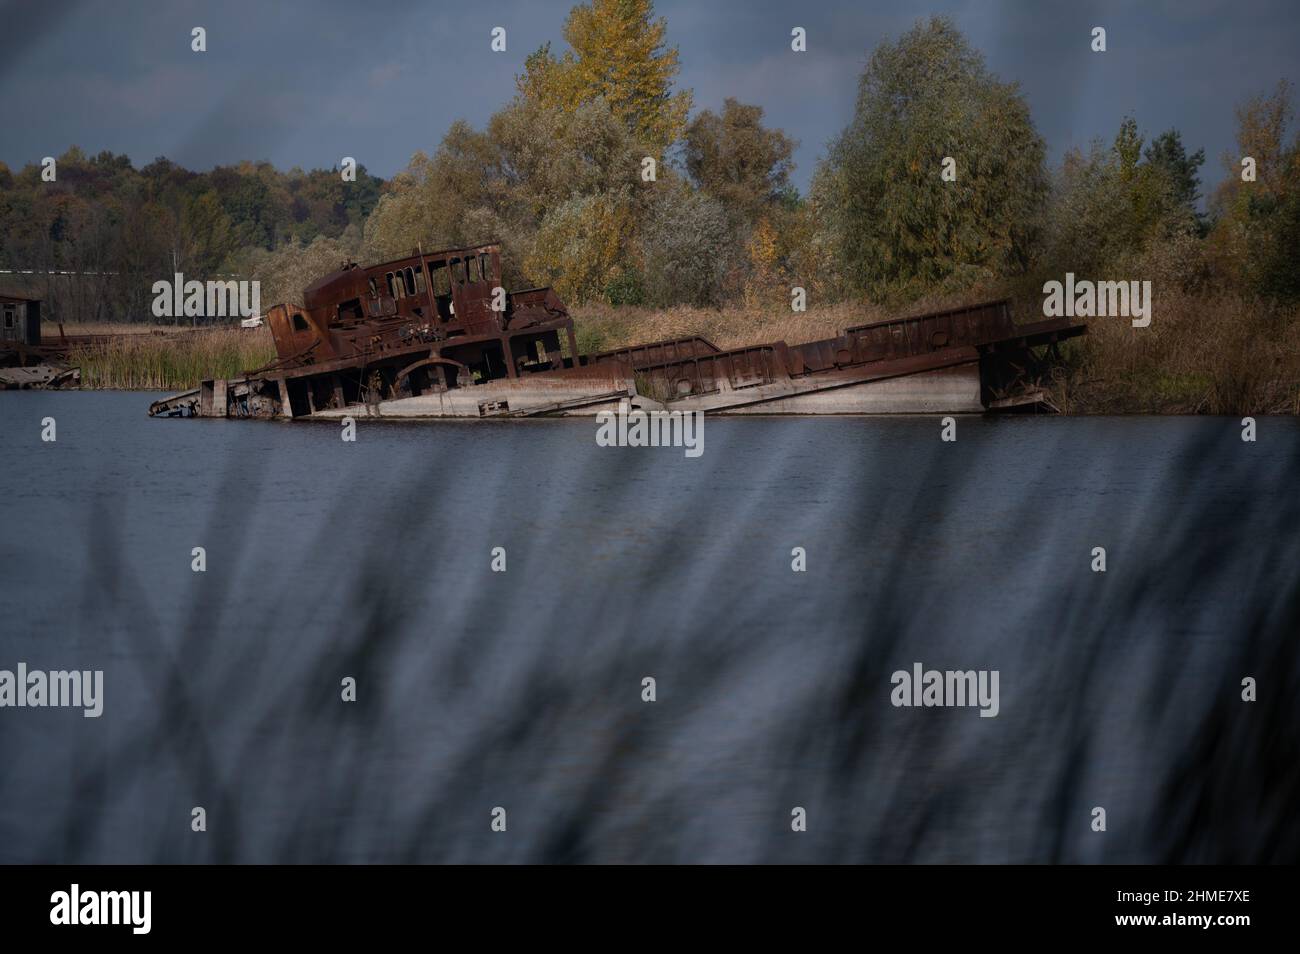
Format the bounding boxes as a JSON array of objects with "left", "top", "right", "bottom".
[
  {"left": 569, "top": 288, "right": 992, "bottom": 354},
  {"left": 68, "top": 326, "right": 276, "bottom": 391},
  {"left": 1053, "top": 291, "right": 1300, "bottom": 415}
]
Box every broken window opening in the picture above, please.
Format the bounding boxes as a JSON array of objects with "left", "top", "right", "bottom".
[{"left": 431, "top": 263, "right": 450, "bottom": 296}]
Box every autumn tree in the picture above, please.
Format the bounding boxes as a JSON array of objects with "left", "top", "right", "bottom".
[
  {"left": 362, "top": 97, "right": 644, "bottom": 294},
  {"left": 525, "top": 191, "right": 638, "bottom": 303},
  {"left": 517, "top": 0, "right": 691, "bottom": 154},
  {"left": 684, "top": 98, "right": 796, "bottom": 224},
  {"left": 361, "top": 121, "right": 507, "bottom": 264},
  {"left": 1207, "top": 81, "right": 1300, "bottom": 301}
]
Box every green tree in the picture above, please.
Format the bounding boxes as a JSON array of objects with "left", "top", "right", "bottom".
[
  {"left": 1042, "top": 118, "right": 1199, "bottom": 282},
  {"left": 179, "top": 191, "right": 236, "bottom": 276},
  {"left": 812, "top": 16, "right": 1047, "bottom": 300},
  {"left": 639, "top": 181, "right": 737, "bottom": 306},
  {"left": 1143, "top": 129, "right": 1205, "bottom": 216}
]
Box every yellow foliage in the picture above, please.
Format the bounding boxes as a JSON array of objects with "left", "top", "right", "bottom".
[
  {"left": 517, "top": 0, "right": 691, "bottom": 153},
  {"left": 524, "top": 192, "right": 638, "bottom": 303},
  {"left": 747, "top": 217, "right": 779, "bottom": 278},
  {"left": 741, "top": 217, "right": 780, "bottom": 307}
]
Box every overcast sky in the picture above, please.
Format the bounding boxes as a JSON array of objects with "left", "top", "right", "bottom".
[{"left": 1, "top": 0, "right": 1297, "bottom": 195}]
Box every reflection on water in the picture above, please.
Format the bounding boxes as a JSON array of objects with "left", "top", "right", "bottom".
[{"left": 1, "top": 392, "right": 1297, "bottom": 863}]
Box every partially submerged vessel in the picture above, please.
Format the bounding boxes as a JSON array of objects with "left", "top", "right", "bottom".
[
  {"left": 0, "top": 295, "right": 80, "bottom": 390},
  {"left": 148, "top": 242, "right": 1085, "bottom": 420}
]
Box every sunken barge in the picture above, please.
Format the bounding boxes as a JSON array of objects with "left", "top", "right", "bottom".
[{"left": 148, "top": 242, "right": 1085, "bottom": 420}]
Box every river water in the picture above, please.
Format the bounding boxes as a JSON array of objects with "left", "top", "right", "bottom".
[{"left": 1, "top": 391, "right": 1297, "bottom": 863}]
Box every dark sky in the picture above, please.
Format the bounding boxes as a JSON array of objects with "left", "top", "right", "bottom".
[{"left": 1, "top": 0, "right": 1296, "bottom": 195}]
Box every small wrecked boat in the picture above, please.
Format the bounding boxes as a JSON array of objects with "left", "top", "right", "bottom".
[
  {"left": 1, "top": 294, "right": 80, "bottom": 390},
  {"left": 148, "top": 242, "right": 1085, "bottom": 420}
]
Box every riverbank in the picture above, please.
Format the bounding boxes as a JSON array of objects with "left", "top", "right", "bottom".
[
  {"left": 1048, "top": 290, "right": 1300, "bottom": 416},
  {"left": 53, "top": 291, "right": 1300, "bottom": 414}
]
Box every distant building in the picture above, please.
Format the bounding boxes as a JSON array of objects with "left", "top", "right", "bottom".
[{"left": 0, "top": 295, "right": 41, "bottom": 347}]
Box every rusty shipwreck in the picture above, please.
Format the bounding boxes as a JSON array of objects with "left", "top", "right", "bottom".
[
  {"left": 1, "top": 295, "right": 81, "bottom": 389},
  {"left": 147, "top": 242, "right": 1085, "bottom": 420}
]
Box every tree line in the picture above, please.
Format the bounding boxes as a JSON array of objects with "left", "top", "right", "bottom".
[
  {"left": 1, "top": 4, "right": 1296, "bottom": 325},
  {"left": 0, "top": 149, "right": 381, "bottom": 323}
]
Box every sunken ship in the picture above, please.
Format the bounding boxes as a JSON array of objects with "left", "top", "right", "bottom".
[{"left": 148, "top": 242, "right": 1085, "bottom": 420}]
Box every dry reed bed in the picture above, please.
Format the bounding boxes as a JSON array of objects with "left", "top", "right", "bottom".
[
  {"left": 1054, "top": 291, "right": 1300, "bottom": 415},
  {"left": 66, "top": 326, "right": 275, "bottom": 391}
]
